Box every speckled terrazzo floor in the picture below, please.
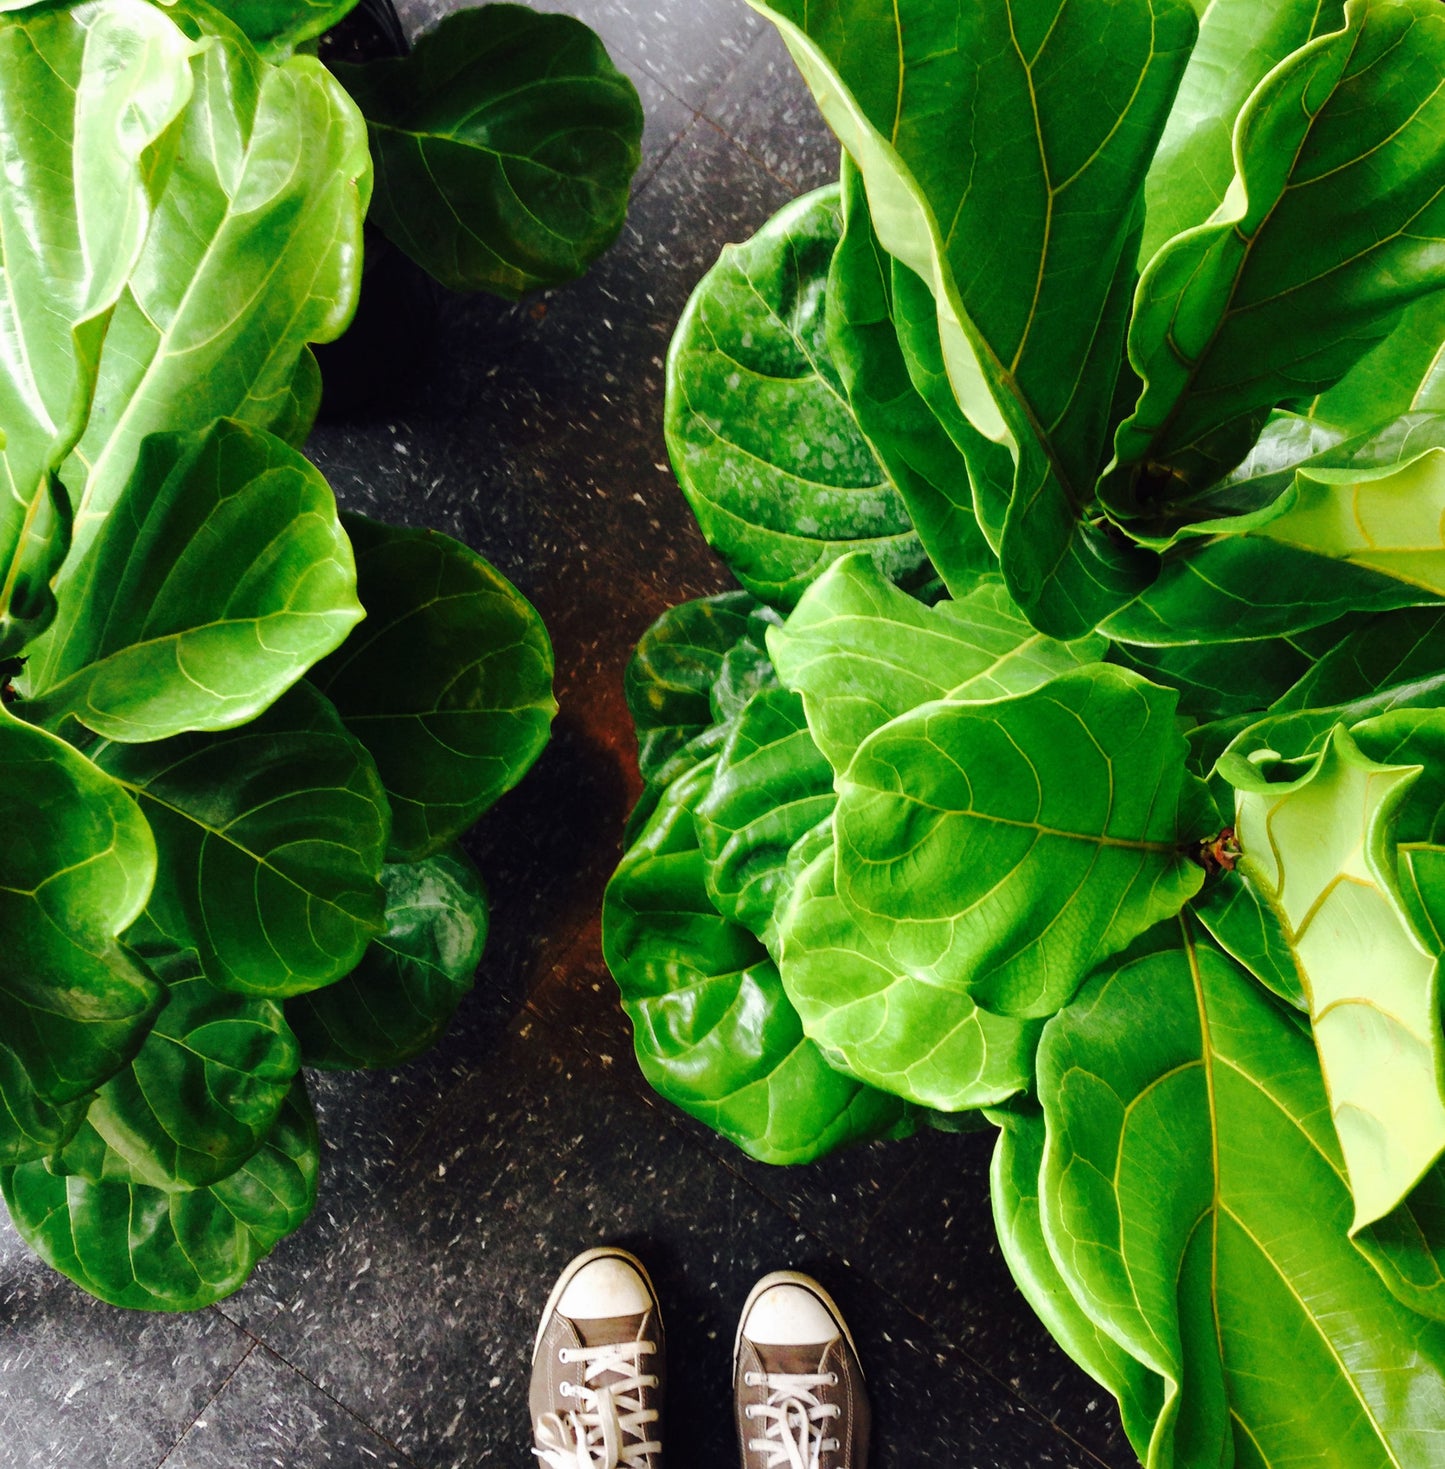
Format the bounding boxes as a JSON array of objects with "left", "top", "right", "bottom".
[{"left": 0, "top": 5, "right": 1138, "bottom": 1466}]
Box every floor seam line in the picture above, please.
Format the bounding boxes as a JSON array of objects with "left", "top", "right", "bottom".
[{"left": 153, "top": 1335, "right": 259, "bottom": 1469}]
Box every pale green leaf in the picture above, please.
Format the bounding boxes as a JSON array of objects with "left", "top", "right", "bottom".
[{"left": 1225, "top": 724, "right": 1445, "bottom": 1229}]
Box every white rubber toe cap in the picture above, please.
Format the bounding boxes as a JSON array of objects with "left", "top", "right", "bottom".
[
  {"left": 557, "top": 1254, "right": 652, "bottom": 1319},
  {"left": 742, "top": 1283, "right": 838, "bottom": 1346}
]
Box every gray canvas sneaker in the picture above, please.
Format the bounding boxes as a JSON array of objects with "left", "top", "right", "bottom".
[
  {"left": 733, "top": 1271, "right": 870, "bottom": 1469},
  {"left": 530, "top": 1247, "right": 664, "bottom": 1468}
]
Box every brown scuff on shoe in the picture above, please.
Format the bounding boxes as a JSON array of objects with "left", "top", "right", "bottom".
[
  {"left": 530, "top": 1247, "right": 665, "bottom": 1468},
  {"left": 734, "top": 1272, "right": 870, "bottom": 1469}
]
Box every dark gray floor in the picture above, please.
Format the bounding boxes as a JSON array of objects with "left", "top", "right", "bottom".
[{"left": 0, "top": 3, "right": 1137, "bottom": 1465}]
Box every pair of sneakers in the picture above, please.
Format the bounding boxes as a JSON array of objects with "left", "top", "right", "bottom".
[{"left": 530, "top": 1246, "right": 869, "bottom": 1469}]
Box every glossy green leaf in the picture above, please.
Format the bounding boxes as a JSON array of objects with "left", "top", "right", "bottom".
[
  {"left": 2, "top": 1077, "right": 318, "bottom": 1310},
  {"left": 309, "top": 514, "right": 555, "bottom": 862},
  {"left": 826, "top": 157, "right": 994, "bottom": 598},
  {"left": 1103, "top": 442, "right": 1445, "bottom": 644},
  {"left": 219, "top": 0, "right": 360, "bottom": 56},
  {"left": 1299, "top": 291, "right": 1445, "bottom": 438},
  {"left": 0, "top": 1, "right": 195, "bottom": 657},
  {"left": 603, "top": 758, "right": 913, "bottom": 1165},
  {"left": 769, "top": 554, "right": 1105, "bottom": 777},
  {"left": 1355, "top": 1161, "right": 1445, "bottom": 1324},
  {"left": 624, "top": 591, "right": 778, "bottom": 786},
  {"left": 776, "top": 843, "right": 1040, "bottom": 1112},
  {"left": 752, "top": 0, "right": 1196, "bottom": 634},
  {"left": 1224, "top": 724, "right": 1445, "bottom": 1230},
  {"left": 287, "top": 848, "right": 488, "bottom": 1069},
  {"left": 0, "top": 708, "right": 161, "bottom": 1164},
  {"left": 1189, "top": 870, "right": 1306, "bottom": 1009},
  {"left": 93, "top": 682, "right": 388, "bottom": 998},
  {"left": 989, "top": 1107, "right": 1162, "bottom": 1447},
  {"left": 835, "top": 666, "right": 1208, "bottom": 1018},
  {"left": 1037, "top": 917, "right": 1445, "bottom": 1468},
  {"left": 24, "top": 420, "right": 360, "bottom": 741},
  {"left": 1114, "top": 0, "right": 1445, "bottom": 499},
  {"left": 1139, "top": 0, "right": 1346, "bottom": 261},
  {"left": 59, "top": 26, "right": 370, "bottom": 581},
  {"left": 693, "top": 686, "right": 834, "bottom": 940},
  {"left": 333, "top": 4, "right": 642, "bottom": 297},
  {"left": 56, "top": 947, "right": 299, "bottom": 1190},
  {"left": 665, "top": 185, "right": 926, "bottom": 610},
  {"left": 1272, "top": 605, "right": 1445, "bottom": 718}
]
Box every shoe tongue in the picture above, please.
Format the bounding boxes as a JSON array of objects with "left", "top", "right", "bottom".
[
  {"left": 755, "top": 1340, "right": 829, "bottom": 1376},
  {"left": 573, "top": 1310, "right": 648, "bottom": 1349}
]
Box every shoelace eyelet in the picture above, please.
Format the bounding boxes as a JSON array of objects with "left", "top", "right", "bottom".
[{"left": 827, "top": 1372, "right": 839, "bottom": 1386}]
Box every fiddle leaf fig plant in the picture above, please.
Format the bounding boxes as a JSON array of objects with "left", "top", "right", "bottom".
[
  {"left": 603, "top": 0, "right": 1445, "bottom": 1461},
  {"left": 0, "top": 0, "right": 562, "bottom": 1310}
]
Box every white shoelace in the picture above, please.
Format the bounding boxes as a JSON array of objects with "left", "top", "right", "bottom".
[
  {"left": 534, "top": 1339, "right": 661, "bottom": 1469},
  {"left": 743, "top": 1370, "right": 842, "bottom": 1469}
]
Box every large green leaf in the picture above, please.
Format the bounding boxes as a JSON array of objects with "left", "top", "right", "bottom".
[
  {"left": 2, "top": 1077, "right": 318, "bottom": 1311},
  {"left": 751, "top": 0, "right": 1197, "bottom": 635},
  {"left": 1139, "top": 0, "right": 1346, "bottom": 260},
  {"left": 768, "top": 554, "right": 1105, "bottom": 777},
  {"left": 1299, "top": 291, "right": 1445, "bottom": 438},
  {"left": 989, "top": 1107, "right": 1162, "bottom": 1449},
  {"left": 0, "top": 708, "right": 161, "bottom": 1164},
  {"left": 693, "top": 686, "right": 835, "bottom": 941},
  {"left": 1189, "top": 870, "right": 1307, "bottom": 1010},
  {"left": 624, "top": 591, "right": 778, "bottom": 787},
  {"left": 286, "top": 848, "right": 489, "bottom": 1070},
  {"left": 824, "top": 157, "right": 994, "bottom": 598},
  {"left": 1222, "top": 724, "right": 1445, "bottom": 1231},
  {"left": 24, "top": 420, "right": 360, "bottom": 741},
  {"left": 221, "top": 0, "right": 360, "bottom": 56},
  {"left": 776, "top": 844, "right": 1041, "bottom": 1112},
  {"left": 665, "top": 186, "right": 925, "bottom": 610},
  {"left": 834, "top": 666, "right": 1209, "bottom": 1018},
  {"left": 1036, "top": 918, "right": 1445, "bottom": 1468},
  {"left": 0, "top": 1, "right": 195, "bottom": 657},
  {"left": 309, "top": 514, "right": 555, "bottom": 862},
  {"left": 603, "top": 758, "right": 912, "bottom": 1165},
  {"left": 1103, "top": 443, "right": 1445, "bottom": 644},
  {"left": 58, "top": 24, "right": 370, "bottom": 579},
  {"left": 333, "top": 3, "right": 642, "bottom": 297},
  {"left": 92, "top": 683, "right": 388, "bottom": 998},
  {"left": 56, "top": 947, "right": 299, "bottom": 1191},
  {"left": 1113, "top": 0, "right": 1445, "bottom": 501}
]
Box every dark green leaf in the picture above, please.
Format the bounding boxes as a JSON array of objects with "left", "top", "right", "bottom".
[
  {"left": 92, "top": 682, "right": 388, "bottom": 998},
  {"left": 835, "top": 666, "right": 1208, "bottom": 1018},
  {"left": 287, "top": 848, "right": 488, "bottom": 1069},
  {"left": 603, "top": 758, "right": 913, "bottom": 1164},
  {"left": 1188, "top": 870, "right": 1306, "bottom": 1009},
  {"left": 693, "top": 686, "right": 835, "bottom": 940},
  {"left": 333, "top": 4, "right": 642, "bottom": 296},
  {"left": 226, "top": 0, "right": 360, "bottom": 56},
  {"left": 2, "top": 1078, "right": 319, "bottom": 1310},
  {"left": 769, "top": 553, "right": 1105, "bottom": 777},
  {"left": 753, "top": 0, "right": 1197, "bottom": 634},
  {"left": 0, "top": 708, "right": 160, "bottom": 1164},
  {"left": 310, "top": 513, "right": 555, "bottom": 861},
  {"left": 623, "top": 591, "right": 777, "bottom": 785},
  {"left": 1036, "top": 917, "right": 1445, "bottom": 1468},
  {"left": 665, "top": 185, "right": 926, "bottom": 609},
  {"left": 56, "top": 947, "right": 299, "bottom": 1190},
  {"left": 1114, "top": 0, "right": 1445, "bottom": 498},
  {"left": 26, "top": 420, "right": 361, "bottom": 741},
  {"left": 0, "top": 0, "right": 195, "bottom": 656},
  {"left": 775, "top": 841, "right": 1041, "bottom": 1112},
  {"left": 825, "top": 156, "right": 994, "bottom": 597}
]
